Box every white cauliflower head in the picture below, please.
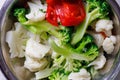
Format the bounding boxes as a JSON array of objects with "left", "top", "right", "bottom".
[
  {"left": 95, "top": 19, "right": 113, "bottom": 36},
  {"left": 25, "top": 38, "right": 50, "bottom": 60},
  {"left": 92, "top": 33, "right": 104, "bottom": 48},
  {"left": 68, "top": 68, "right": 91, "bottom": 80},
  {"left": 102, "top": 36, "right": 116, "bottom": 54},
  {"left": 110, "top": 36, "right": 116, "bottom": 44},
  {"left": 24, "top": 55, "right": 48, "bottom": 72},
  {"left": 6, "top": 22, "right": 29, "bottom": 58},
  {"left": 88, "top": 54, "right": 106, "bottom": 70},
  {"left": 26, "top": 0, "right": 47, "bottom": 22}
]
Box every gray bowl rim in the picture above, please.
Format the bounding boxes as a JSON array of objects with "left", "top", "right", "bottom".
[{"left": 0, "top": 0, "right": 120, "bottom": 80}]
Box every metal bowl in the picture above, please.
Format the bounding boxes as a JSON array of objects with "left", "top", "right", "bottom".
[{"left": 0, "top": 0, "right": 120, "bottom": 80}]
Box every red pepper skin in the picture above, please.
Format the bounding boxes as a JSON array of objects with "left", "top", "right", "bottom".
[
  {"left": 46, "top": 0, "right": 86, "bottom": 26},
  {"left": 46, "top": 6, "right": 58, "bottom": 26}
]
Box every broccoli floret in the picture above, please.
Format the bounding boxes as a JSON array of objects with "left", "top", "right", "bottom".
[
  {"left": 22, "top": 20, "right": 58, "bottom": 34},
  {"left": 49, "top": 34, "right": 98, "bottom": 79},
  {"left": 14, "top": 8, "right": 27, "bottom": 23},
  {"left": 63, "top": 59, "right": 82, "bottom": 72},
  {"left": 84, "top": 43, "right": 99, "bottom": 60},
  {"left": 58, "top": 26, "right": 73, "bottom": 45},
  {"left": 48, "top": 68, "right": 69, "bottom": 80},
  {"left": 13, "top": 8, "right": 56, "bottom": 34},
  {"left": 71, "top": 0, "right": 111, "bottom": 45},
  {"left": 22, "top": 20, "right": 73, "bottom": 45},
  {"left": 53, "top": 55, "right": 82, "bottom": 72},
  {"left": 49, "top": 34, "right": 99, "bottom": 62},
  {"left": 75, "top": 34, "right": 94, "bottom": 52},
  {"left": 14, "top": 7, "right": 72, "bottom": 44}
]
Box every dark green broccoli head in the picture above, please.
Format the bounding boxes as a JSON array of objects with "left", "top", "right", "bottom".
[
  {"left": 59, "top": 26, "right": 73, "bottom": 45},
  {"left": 86, "top": 0, "right": 111, "bottom": 18},
  {"left": 14, "top": 8, "right": 27, "bottom": 23},
  {"left": 76, "top": 33, "right": 94, "bottom": 52},
  {"left": 48, "top": 68, "right": 69, "bottom": 80},
  {"left": 100, "top": 2, "right": 111, "bottom": 18},
  {"left": 84, "top": 43, "right": 99, "bottom": 59}
]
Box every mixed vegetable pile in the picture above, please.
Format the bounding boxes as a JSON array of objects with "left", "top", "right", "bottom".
[{"left": 6, "top": 0, "right": 117, "bottom": 80}]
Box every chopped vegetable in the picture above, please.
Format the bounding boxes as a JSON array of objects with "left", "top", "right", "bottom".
[
  {"left": 6, "top": 0, "right": 116, "bottom": 80},
  {"left": 57, "top": 26, "right": 73, "bottom": 45},
  {"left": 46, "top": 0, "right": 86, "bottom": 26},
  {"left": 35, "top": 68, "right": 55, "bottom": 80},
  {"left": 88, "top": 54, "right": 106, "bottom": 70},
  {"left": 49, "top": 34, "right": 99, "bottom": 62},
  {"left": 6, "top": 22, "right": 28, "bottom": 58},
  {"left": 25, "top": 0, "right": 47, "bottom": 22},
  {"left": 14, "top": 8, "right": 27, "bottom": 23},
  {"left": 49, "top": 68, "right": 69, "bottom": 80},
  {"left": 68, "top": 68, "right": 91, "bottom": 80},
  {"left": 24, "top": 55, "right": 48, "bottom": 72},
  {"left": 90, "top": 33, "right": 104, "bottom": 48},
  {"left": 95, "top": 19, "right": 113, "bottom": 36},
  {"left": 71, "top": 0, "right": 111, "bottom": 45},
  {"left": 21, "top": 20, "right": 73, "bottom": 46},
  {"left": 25, "top": 38, "right": 50, "bottom": 60},
  {"left": 102, "top": 37, "right": 116, "bottom": 54}
]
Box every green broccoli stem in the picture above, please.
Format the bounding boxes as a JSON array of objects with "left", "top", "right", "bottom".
[
  {"left": 71, "top": 6, "right": 101, "bottom": 45},
  {"left": 23, "top": 20, "right": 72, "bottom": 46},
  {"left": 35, "top": 67, "right": 55, "bottom": 80},
  {"left": 75, "top": 33, "right": 94, "bottom": 52},
  {"left": 71, "top": 14, "right": 90, "bottom": 45},
  {"left": 89, "top": 8, "right": 101, "bottom": 24},
  {"left": 49, "top": 39, "right": 96, "bottom": 62},
  {"left": 23, "top": 20, "right": 60, "bottom": 37}
]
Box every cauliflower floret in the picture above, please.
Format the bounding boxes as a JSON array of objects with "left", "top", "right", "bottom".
[
  {"left": 110, "top": 36, "right": 116, "bottom": 44},
  {"left": 92, "top": 33, "right": 104, "bottom": 48},
  {"left": 24, "top": 56, "right": 48, "bottom": 72},
  {"left": 95, "top": 19, "right": 113, "bottom": 36},
  {"left": 6, "top": 22, "right": 29, "bottom": 58},
  {"left": 88, "top": 54, "right": 106, "bottom": 70},
  {"left": 26, "top": 0, "right": 47, "bottom": 22},
  {"left": 26, "top": 38, "right": 50, "bottom": 60},
  {"left": 68, "top": 68, "right": 91, "bottom": 80},
  {"left": 102, "top": 36, "right": 116, "bottom": 54}
]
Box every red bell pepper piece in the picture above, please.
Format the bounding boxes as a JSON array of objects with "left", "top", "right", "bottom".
[{"left": 46, "top": 0, "right": 86, "bottom": 26}]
